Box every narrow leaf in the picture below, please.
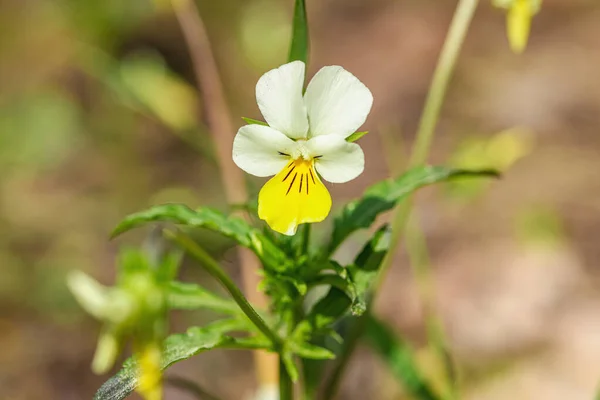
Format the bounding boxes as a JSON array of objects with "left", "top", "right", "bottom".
[
  {"left": 288, "top": 0, "right": 309, "bottom": 64},
  {"left": 290, "top": 342, "right": 335, "bottom": 360},
  {"left": 346, "top": 131, "right": 368, "bottom": 142},
  {"left": 329, "top": 166, "right": 499, "bottom": 252},
  {"left": 366, "top": 316, "right": 440, "bottom": 400},
  {"left": 241, "top": 117, "right": 268, "bottom": 126},
  {"left": 111, "top": 204, "right": 254, "bottom": 247},
  {"left": 94, "top": 321, "right": 271, "bottom": 400},
  {"left": 166, "top": 281, "right": 239, "bottom": 314}
]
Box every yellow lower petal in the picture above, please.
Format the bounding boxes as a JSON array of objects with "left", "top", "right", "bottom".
[
  {"left": 137, "top": 342, "right": 162, "bottom": 400},
  {"left": 507, "top": 0, "right": 532, "bottom": 54},
  {"left": 258, "top": 159, "right": 332, "bottom": 235}
]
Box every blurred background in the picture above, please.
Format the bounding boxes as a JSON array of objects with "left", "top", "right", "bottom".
[{"left": 2, "top": 0, "right": 600, "bottom": 399}]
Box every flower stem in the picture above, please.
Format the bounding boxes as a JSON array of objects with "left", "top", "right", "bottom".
[
  {"left": 279, "top": 359, "right": 294, "bottom": 400},
  {"left": 377, "top": 0, "right": 479, "bottom": 324},
  {"left": 322, "top": 1, "right": 478, "bottom": 397},
  {"left": 164, "top": 229, "right": 283, "bottom": 348},
  {"left": 299, "top": 224, "right": 311, "bottom": 257}
]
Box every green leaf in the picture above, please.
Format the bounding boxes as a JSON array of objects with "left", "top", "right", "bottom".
[
  {"left": 289, "top": 342, "right": 335, "bottom": 360},
  {"left": 346, "top": 131, "right": 368, "bottom": 142},
  {"left": 282, "top": 350, "right": 300, "bottom": 382},
  {"left": 347, "top": 225, "right": 392, "bottom": 315},
  {"left": 307, "top": 287, "right": 352, "bottom": 331},
  {"left": 241, "top": 117, "right": 268, "bottom": 126},
  {"left": 112, "top": 204, "right": 255, "bottom": 246},
  {"left": 329, "top": 166, "right": 499, "bottom": 252},
  {"left": 166, "top": 281, "right": 239, "bottom": 314},
  {"left": 354, "top": 225, "right": 391, "bottom": 272},
  {"left": 94, "top": 321, "right": 271, "bottom": 400},
  {"left": 288, "top": 0, "right": 309, "bottom": 64},
  {"left": 366, "top": 316, "right": 440, "bottom": 400}
]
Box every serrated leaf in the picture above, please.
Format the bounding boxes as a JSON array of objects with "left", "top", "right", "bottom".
[
  {"left": 112, "top": 204, "right": 254, "bottom": 246},
  {"left": 346, "top": 131, "right": 368, "bottom": 142},
  {"left": 94, "top": 321, "right": 271, "bottom": 400},
  {"left": 166, "top": 281, "right": 239, "bottom": 314},
  {"left": 241, "top": 117, "right": 268, "bottom": 126},
  {"left": 329, "top": 166, "right": 499, "bottom": 252},
  {"left": 366, "top": 316, "right": 440, "bottom": 400},
  {"left": 288, "top": 0, "right": 308, "bottom": 64},
  {"left": 111, "top": 205, "right": 290, "bottom": 272}
]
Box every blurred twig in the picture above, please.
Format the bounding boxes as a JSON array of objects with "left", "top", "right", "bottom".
[{"left": 171, "top": 0, "right": 278, "bottom": 390}]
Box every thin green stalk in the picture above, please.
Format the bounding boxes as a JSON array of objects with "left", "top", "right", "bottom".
[
  {"left": 280, "top": 359, "right": 294, "bottom": 400},
  {"left": 322, "top": 1, "right": 478, "bottom": 398},
  {"left": 299, "top": 224, "right": 311, "bottom": 256},
  {"left": 164, "top": 229, "right": 282, "bottom": 348},
  {"left": 378, "top": 0, "right": 479, "bottom": 292}
]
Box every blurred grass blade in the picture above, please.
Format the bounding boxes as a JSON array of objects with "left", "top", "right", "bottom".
[
  {"left": 288, "top": 0, "right": 309, "bottom": 64},
  {"left": 365, "top": 316, "right": 441, "bottom": 400},
  {"left": 94, "top": 321, "right": 271, "bottom": 400},
  {"left": 328, "top": 166, "right": 500, "bottom": 253}
]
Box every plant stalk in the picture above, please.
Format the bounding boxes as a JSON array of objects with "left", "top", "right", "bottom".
[
  {"left": 165, "top": 229, "right": 282, "bottom": 348},
  {"left": 279, "top": 359, "right": 294, "bottom": 400},
  {"left": 322, "top": 0, "right": 479, "bottom": 397}
]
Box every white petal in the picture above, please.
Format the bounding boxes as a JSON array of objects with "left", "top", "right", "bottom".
[
  {"left": 256, "top": 61, "right": 309, "bottom": 140},
  {"left": 306, "top": 135, "right": 365, "bottom": 183},
  {"left": 304, "top": 65, "right": 373, "bottom": 138},
  {"left": 232, "top": 125, "right": 296, "bottom": 177}
]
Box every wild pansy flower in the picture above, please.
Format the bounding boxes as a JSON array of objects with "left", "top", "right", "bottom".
[{"left": 233, "top": 61, "right": 373, "bottom": 235}]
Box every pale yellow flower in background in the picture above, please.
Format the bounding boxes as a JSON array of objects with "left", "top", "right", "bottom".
[
  {"left": 493, "top": 0, "right": 542, "bottom": 53},
  {"left": 233, "top": 61, "right": 373, "bottom": 235}
]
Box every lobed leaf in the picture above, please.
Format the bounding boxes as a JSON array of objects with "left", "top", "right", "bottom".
[
  {"left": 94, "top": 320, "right": 270, "bottom": 400},
  {"left": 329, "top": 166, "right": 499, "bottom": 252}
]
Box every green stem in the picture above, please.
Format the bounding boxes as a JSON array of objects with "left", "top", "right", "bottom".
[
  {"left": 322, "top": 1, "right": 478, "bottom": 398},
  {"left": 299, "top": 224, "right": 311, "bottom": 256},
  {"left": 279, "top": 359, "right": 294, "bottom": 400},
  {"left": 164, "top": 229, "right": 283, "bottom": 348},
  {"left": 379, "top": 0, "right": 479, "bottom": 291}
]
